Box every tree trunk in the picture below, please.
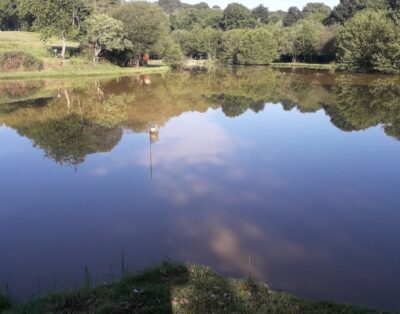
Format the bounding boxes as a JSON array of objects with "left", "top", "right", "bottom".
[
  {"left": 94, "top": 42, "right": 102, "bottom": 63},
  {"left": 61, "top": 31, "right": 67, "bottom": 59},
  {"left": 64, "top": 89, "right": 71, "bottom": 114}
]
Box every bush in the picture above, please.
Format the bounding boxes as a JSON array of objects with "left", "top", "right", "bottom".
[{"left": 0, "top": 51, "right": 43, "bottom": 72}]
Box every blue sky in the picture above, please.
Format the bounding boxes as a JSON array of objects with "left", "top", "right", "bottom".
[{"left": 184, "top": 0, "right": 340, "bottom": 11}]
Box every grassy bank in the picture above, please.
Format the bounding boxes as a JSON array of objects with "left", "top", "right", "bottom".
[
  {"left": 0, "top": 32, "right": 169, "bottom": 80},
  {"left": 0, "top": 65, "right": 170, "bottom": 81},
  {"left": 271, "top": 62, "right": 335, "bottom": 71},
  {"left": 1, "top": 262, "right": 382, "bottom": 314}
]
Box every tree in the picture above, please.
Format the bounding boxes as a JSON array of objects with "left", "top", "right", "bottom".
[
  {"left": 336, "top": 10, "right": 400, "bottom": 73},
  {"left": 219, "top": 29, "right": 245, "bottom": 64},
  {"left": 324, "top": 0, "right": 365, "bottom": 24},
  {"left": 112, "top": 2, "right": 169, "bottom": 66},
  {"left": 158, "top": 0, "right": 182, "bottom": 13},
  {"left": 91, "top": 0, "right": 122, "bottom": 13},
  {"left": 221, "top": 3, "right": 258, "bottom": 30},
  {"left": 187, "top": 26, "right": 222, "bottom": 59},
  {"left": 252, "top": 4, "right": 269, "bottom": 24},
  {"left": 84, "top": 14, "right": 129, "bottom": 62},
  {"left": 302, "top": 2, "right": 332, "bottom": 21},
  {"left": 23, "top": 0, "right": 81, "bottom": 58},
  {"left": 237, "top": 28, "right": 278, "bottom": 65},
  {"left": 160, "top": 37, "right": 184, "bottom": 68},
  {"left": 0, "top": 0, "right": 19, "bottom": 30},
  {"left": 283, "top": 6, "right": 303, "bottom": 26}
]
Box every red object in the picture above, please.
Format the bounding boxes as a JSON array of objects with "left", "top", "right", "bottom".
[{"left": 143, "top": 54, "right": 150, "bottom": 62}]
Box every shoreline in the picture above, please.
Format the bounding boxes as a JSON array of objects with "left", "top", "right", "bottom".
[
  {"left": 0, "top": 66, "right": 170, "bottom": 81},
  {"left": 0, "top": 262, "right": 383, "bottom": 313}
]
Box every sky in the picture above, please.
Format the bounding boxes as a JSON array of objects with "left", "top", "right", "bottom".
[{"left": 183, "top": 0, "right": 340, "bottom": 11}]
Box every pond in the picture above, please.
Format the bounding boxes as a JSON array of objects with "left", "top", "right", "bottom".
[{"left": 0, "top": 67, "right": 399, "bottom": 310}]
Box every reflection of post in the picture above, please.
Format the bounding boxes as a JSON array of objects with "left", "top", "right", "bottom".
[
  {"left": 64, "top": 89, "right": 71, "bottom": 114},
  {"left": 149, "top": 132, "right": 153, "bottom": 181},
  {"left": 95, "top": 81, "right": 105, "bottom": 100},
  {"left": 149, "top": 125, "right": 159, "bottom": 181}
]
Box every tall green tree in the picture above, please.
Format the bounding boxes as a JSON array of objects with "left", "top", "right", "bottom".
[
  {"left": 22, "top": 0, "right": 81, "bottom": 58},
  {"left": 221, "top": 3, "right": 258, "bottom": 30},
  {"left": 283, "top": 6, "right": 303, "bottom": 26},
  {"left": 252, "top": 4, "right": 269, "bottom": 23},
  {"left": 84, "top": 14, "right": 129, "bottom": 62},
  {"left": 237, "top": 28, "right": 278, "bottom": 65},
  {"left": 324, "top": 0, "right": 365, "bottom": 24},
  {"left": 336, "top": 10, "right": 400, "bottom": 73},
  {"left": 112, "top": 2, "right": 169, "bottom": 66},
  {"left": 158, "top": 0, "right": 183, "bottom": 13},
  {"left": 302, "top": 2, "right": 332, "bottom": 21},
  {"left": 219, "top": 28, "right": 245, "bottom": 64}
]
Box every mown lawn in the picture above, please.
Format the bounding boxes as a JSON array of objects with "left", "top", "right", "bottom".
[{"left": 1, "top": 262, "right": 384, "bottom": 314}]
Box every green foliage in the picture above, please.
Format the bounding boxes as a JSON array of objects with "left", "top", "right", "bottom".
[
  {"left": 252, "top": 4, "right": 269, "bottom": 23},
  {"left": 279, "top": 21, "right": 336, "bottom": 63},
  {"left": 219, "top": 29, "right": 244, "bottom": 64},
  {"left": 236, "top": 28, "right": 278, "bottom": 65},
  {"left": 0, "top": 0, "right": 19, "bottom": 30},
  {"left": 84, "top": 14, "right": 129, "bottom": 62},
  {"left": 112, "top": 2, "right": 169, "bottom": 65},
  {"left": 158, "top": 0, "right": 183, "bottom": 13},
  {"left": 91, "top": 0, "right": 122, "bottom": 13},
  {"left": 160, "top": 37, "right": 185, "bottom": 68},
  {"left": 0, "top": 50, "right": 43, "bottom": 72},
  {"left": 170, "top": 5, "right": 223, "bottom": 30},
  {"left": 336, "top": 10, "right": 400, "bottom": 73},
  {"left": 324, "top": 0, "right": 366, "bottom": 24},
  {"left": 222, "top": 3, "right": 258, "bottom": 30},
  {"left": 283, "top": 6, "right": 303, "bottom": 26},
  {"left": 26, "top": 0, "right": 79, "bottom": 39},
  {"left": 302, "top": 2, "right": 332, "bottom": 21}
]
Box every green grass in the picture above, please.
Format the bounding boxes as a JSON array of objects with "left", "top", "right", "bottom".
[
  {"left": 0, "top": 32, "right": 79, "bottom": 59},
  {"left": 2, "top": 262, "right": 384, "bottom": 314}
]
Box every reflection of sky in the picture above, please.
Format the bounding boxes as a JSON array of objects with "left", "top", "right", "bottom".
[{"left": 1, "top": 104, "right": 400, "bottom": 309}]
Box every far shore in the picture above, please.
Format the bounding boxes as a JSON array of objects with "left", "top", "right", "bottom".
[{"left": 0, "top": 66, "right": 170, "bottom": 81}]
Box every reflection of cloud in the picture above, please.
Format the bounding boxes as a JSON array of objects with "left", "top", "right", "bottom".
[
  {"left": 137, "top": 113, "right": 234, "bottom": 168},
  {"left": 173, "top": 211, "right": 310, "bottom": 281},
  {"left": 92, "top": 166, "right": 109, "bottom": 177}
]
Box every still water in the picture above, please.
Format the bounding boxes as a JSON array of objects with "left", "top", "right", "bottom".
[{"left": 0, "top": 67, "right": 399, "bottom": 310}]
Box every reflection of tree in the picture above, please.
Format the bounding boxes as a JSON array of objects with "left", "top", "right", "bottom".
[
  {"left": 209, "top": 94, "right": 265, "bottom": 117},
  {"left": 17, "top": 114, "right": 123, "bottom": 166},
  {"left": 1, "top": 68, "right": 400, "bottom": 167},
  {"left": 325, "top": 78, "right": 400, "bottom": 140}
]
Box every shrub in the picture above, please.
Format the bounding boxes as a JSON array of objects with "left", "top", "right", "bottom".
[{"left": 0, "top": 51, "right": 43, "bottom": 72}]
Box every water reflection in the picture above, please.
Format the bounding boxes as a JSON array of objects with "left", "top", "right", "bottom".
[
  {"left": 0, "top": 68, "right": 400, "bottom": 310},
  {"left": 1, "top": 68, "right": 399, "bottom": 168}
]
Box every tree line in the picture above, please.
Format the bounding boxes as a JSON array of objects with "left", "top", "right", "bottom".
[{"left": 0, "top": 0, "right": 400, "bottom": 73}]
